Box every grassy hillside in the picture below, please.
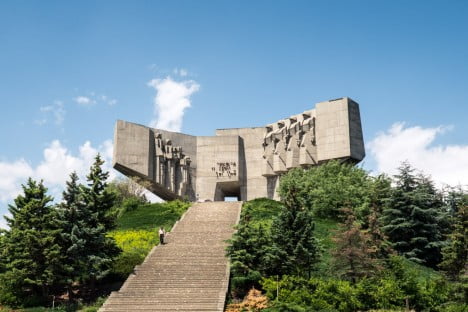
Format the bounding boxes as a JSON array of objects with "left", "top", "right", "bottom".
[
  {"left": 239, "top": 198, "right": 283, "bottom": 226},
  {"left": 235, "top": 198, "right": 441, "bottom": 278},
  {"left": 115, "top": 200, "right": 189, "bottom": 231},
  {"left": 109, "top": 200, "right": 190, "bottom": 278}
]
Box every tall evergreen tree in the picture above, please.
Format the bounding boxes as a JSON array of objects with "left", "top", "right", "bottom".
[
  {"left": 0, "top": 232, "right": 5, "bottom": 276},
  {"left": 364, "top": 174, "right": 393, "bottom": 258},
  {"left": 227, "top": 222, "right": 273, "bottom": 277},
  {"left": 81, "top": 155, "right": 120, "bottom": 289},
  {"left": 270, "top": 184, "right": 320, "bottom": 277},
  {"left": 226, "top": 222, "right": 273, "bottom": 297},
  {"left": 332, "top": 208, "right": 381, "bottom": 283},
  {"left": 57, "top": 172, "right": 88, "bottom": 300},
  {"left": 381, "top": 162, "right": 445, "bottom": 268},
  {"left": 84, "top": 154, "right": 117, "bottom": 231},
  {"left": 439, "top": 202, "right": 467, "bottom": 280},
  {"left": 0, "top": 179, "right": 61, "bottom": 305}
]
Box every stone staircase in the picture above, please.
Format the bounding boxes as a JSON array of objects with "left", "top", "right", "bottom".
[{"left": 99, "top": 201, "right": 242, "bottom": 312}]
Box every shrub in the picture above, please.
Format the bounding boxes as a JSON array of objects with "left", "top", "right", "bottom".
[
  {"left": 226, "top": 288, "right": 269, "bottom": 312},
  {"left": 109, "top": 230, "right": 157, "bottom": 277},
  {"left": 262, "top": 276, "right": 361, "bottom": 312},
  {"left": 278, "top": 161, "right": 373, "bottom": 220}
]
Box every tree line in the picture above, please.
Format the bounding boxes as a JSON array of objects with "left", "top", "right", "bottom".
[
  {"left": 227, "top": 160, "right": 467, "bottom": 311},
  {"left": 0, "top": 155, "right": 120, "bottom": 307}
]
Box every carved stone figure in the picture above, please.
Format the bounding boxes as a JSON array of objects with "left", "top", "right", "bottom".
[{"left": 113, "top": 97, "right": 365, "bottom": 201}]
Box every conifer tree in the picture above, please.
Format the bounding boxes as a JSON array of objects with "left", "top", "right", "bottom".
[
  {"left": 0, "top": 232, "right": 6, "bottom": 278},
  {"left": 332, "top": 208, "right": 381, "bottom": 283},
  {"left": 365, "top": 174, "right": 393, "bottom": 258},
  {"left": 0, "top": 179, "right": 61, "bottom": 304},
  {"left": 57, "top": 172, "right": 87, "bottom": 300},
  {"left": 366, "top": 207, "right": 393, "bottom": 259},
  {"left": 270, "top": 184, "right": 320, "bottom": 277},
  {"left": 227, "top": 222, "right": 273, "bottom": 276},
  {"left": 81, "top": 155, "right": 120, "bottom": 289},
  {"left": 84, "top": 154, "right": 117, "bottom": 231},
  {"left": 439, "top": 203, "right": 467, "bottom": 280},
  {"left": 381, "top": 162, "right": 445, "bottom": 268}
]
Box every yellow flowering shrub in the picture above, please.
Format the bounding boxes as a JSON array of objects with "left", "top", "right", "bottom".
[{"left": 108, "top": 229, "right": 158, "bottom": 277}]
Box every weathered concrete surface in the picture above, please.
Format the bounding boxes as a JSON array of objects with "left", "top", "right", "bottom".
[{"left": 113, "top": 97, "right": 365, "bottom": 201}]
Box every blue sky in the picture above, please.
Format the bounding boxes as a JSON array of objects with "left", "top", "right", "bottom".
[{"left": 1, "top": 1, "right": 468, "bottom": 226}]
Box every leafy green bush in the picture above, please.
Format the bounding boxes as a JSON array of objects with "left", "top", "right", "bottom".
[
  {"left": 79, "top": 296, "right": 107, "bottom": 312},
  {"left": 109, "top": 229, "right": 158, "bottom": 277},
  {"left": 356, "top": 277, "right": 404, "bottom": 309},
  {"left": 278, "top": 161, "right": 374, "bottom": 220},
  {"left": 261, "top": 264, "right": 456, "bottom": 312},
  {"left": 262, "top": 275, "right": 361, "bottom": 312},
  {"left": 263, "top": 301, "right": 307, "bottom": 312}
]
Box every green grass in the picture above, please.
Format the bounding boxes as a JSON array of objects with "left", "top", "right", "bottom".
[
  {"left": 116, "top": 199, "right": 190, "bottom": 231},
  {"left": 314, "top": 218, "right": 339, "bottom": 275},
  {"left": 109, "top": 199, "right": 190, "bottom": 277},
  {"left": 240, "top": 197, "right": 283, "bottom": 226},
  {"left": 0, "top": 296, "right": 108, "bottom": 312},
  {"left": 400, "top": 257, "right": 441, "bottom": 281}
]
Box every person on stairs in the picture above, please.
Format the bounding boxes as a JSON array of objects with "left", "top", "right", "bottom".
[{"left": 159, "top": 227, "right": 166, "bottom": 245}]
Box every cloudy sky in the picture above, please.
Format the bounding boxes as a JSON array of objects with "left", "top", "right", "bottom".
[{"left": 1, "top": 1, "right": 467, "bottom": 228}]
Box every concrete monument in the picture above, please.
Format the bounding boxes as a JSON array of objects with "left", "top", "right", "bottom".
[{"left": 113, "top": 97, "right": 365, "bottom": 201}]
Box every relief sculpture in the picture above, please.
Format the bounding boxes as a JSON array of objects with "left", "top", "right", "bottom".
[{"left": 114, "top": 97, "right": 365, "bottom": 201}]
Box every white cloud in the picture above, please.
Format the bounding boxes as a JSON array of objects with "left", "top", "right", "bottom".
[
  {"left": 147, "top": 76, "right": 200, "bottom": 132},
  {"left": 0, "top": 139, "right": 117, "bottom": 228},
  {"left": 0, "top": 212, "right": 10, "bottom": 230},
  {"left": 74, "top": 96, "right": 94, "bottom": 106},
  {"left": 37, "top": 100, "right": 66, "bottom": 125},
  {"left": 0, "top": 159, "right": 34, "bottom": 201},
  {"left": 368, "top": 122, "right": 468, "bottom": 188},
  {"left": 75, "top": 94, "right": 117, "bottom": 106}
]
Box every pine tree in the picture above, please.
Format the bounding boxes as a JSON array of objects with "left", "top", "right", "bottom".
[
  {"left": 439, "top": 203, "right": 467, "bottom": 280},
  {"left": 364, "top": 174, "right": 393, "bottom": 258},
  {"left": 366, "top": 207, "right": 393, "bottom": 259},
  {"left": 226, "top": 222, "right": 273, "bottom": 297},
  {"left": 56, "top": 172, "right": 88, "bottom": 301},
  {"left": 81, "top": 155, "right": 120, "bottom": 290},
  {"left": 227, "top": 222, "right": 273, "bottom": 276},
  {"left": 84, "top": 154, "right": 117, "bottom": 231},
  {"left": 270, "top": 184, "right": 320, "bottom": 277},
  {"left": 0, "top": 179, "right": 62, "bottom": 304},
  {"left": 332, "top": 208, "right": 381, "bottom": 283},
  {"left": 381, "top": 162, "right": 445, "bottom": 268}
]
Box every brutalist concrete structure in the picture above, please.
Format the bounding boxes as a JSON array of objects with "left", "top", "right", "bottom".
[{"left": 113, "top": 97, "right": 365, "bottom": 202}]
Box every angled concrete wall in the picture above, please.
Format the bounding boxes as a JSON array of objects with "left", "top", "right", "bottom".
[{"left": 113, "top": 97, "right": 365, "bottom": 202}]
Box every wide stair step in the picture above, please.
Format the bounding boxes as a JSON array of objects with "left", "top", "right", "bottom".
[{"left": 99, "top": 201, "right": 241, "bottom": 312}]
